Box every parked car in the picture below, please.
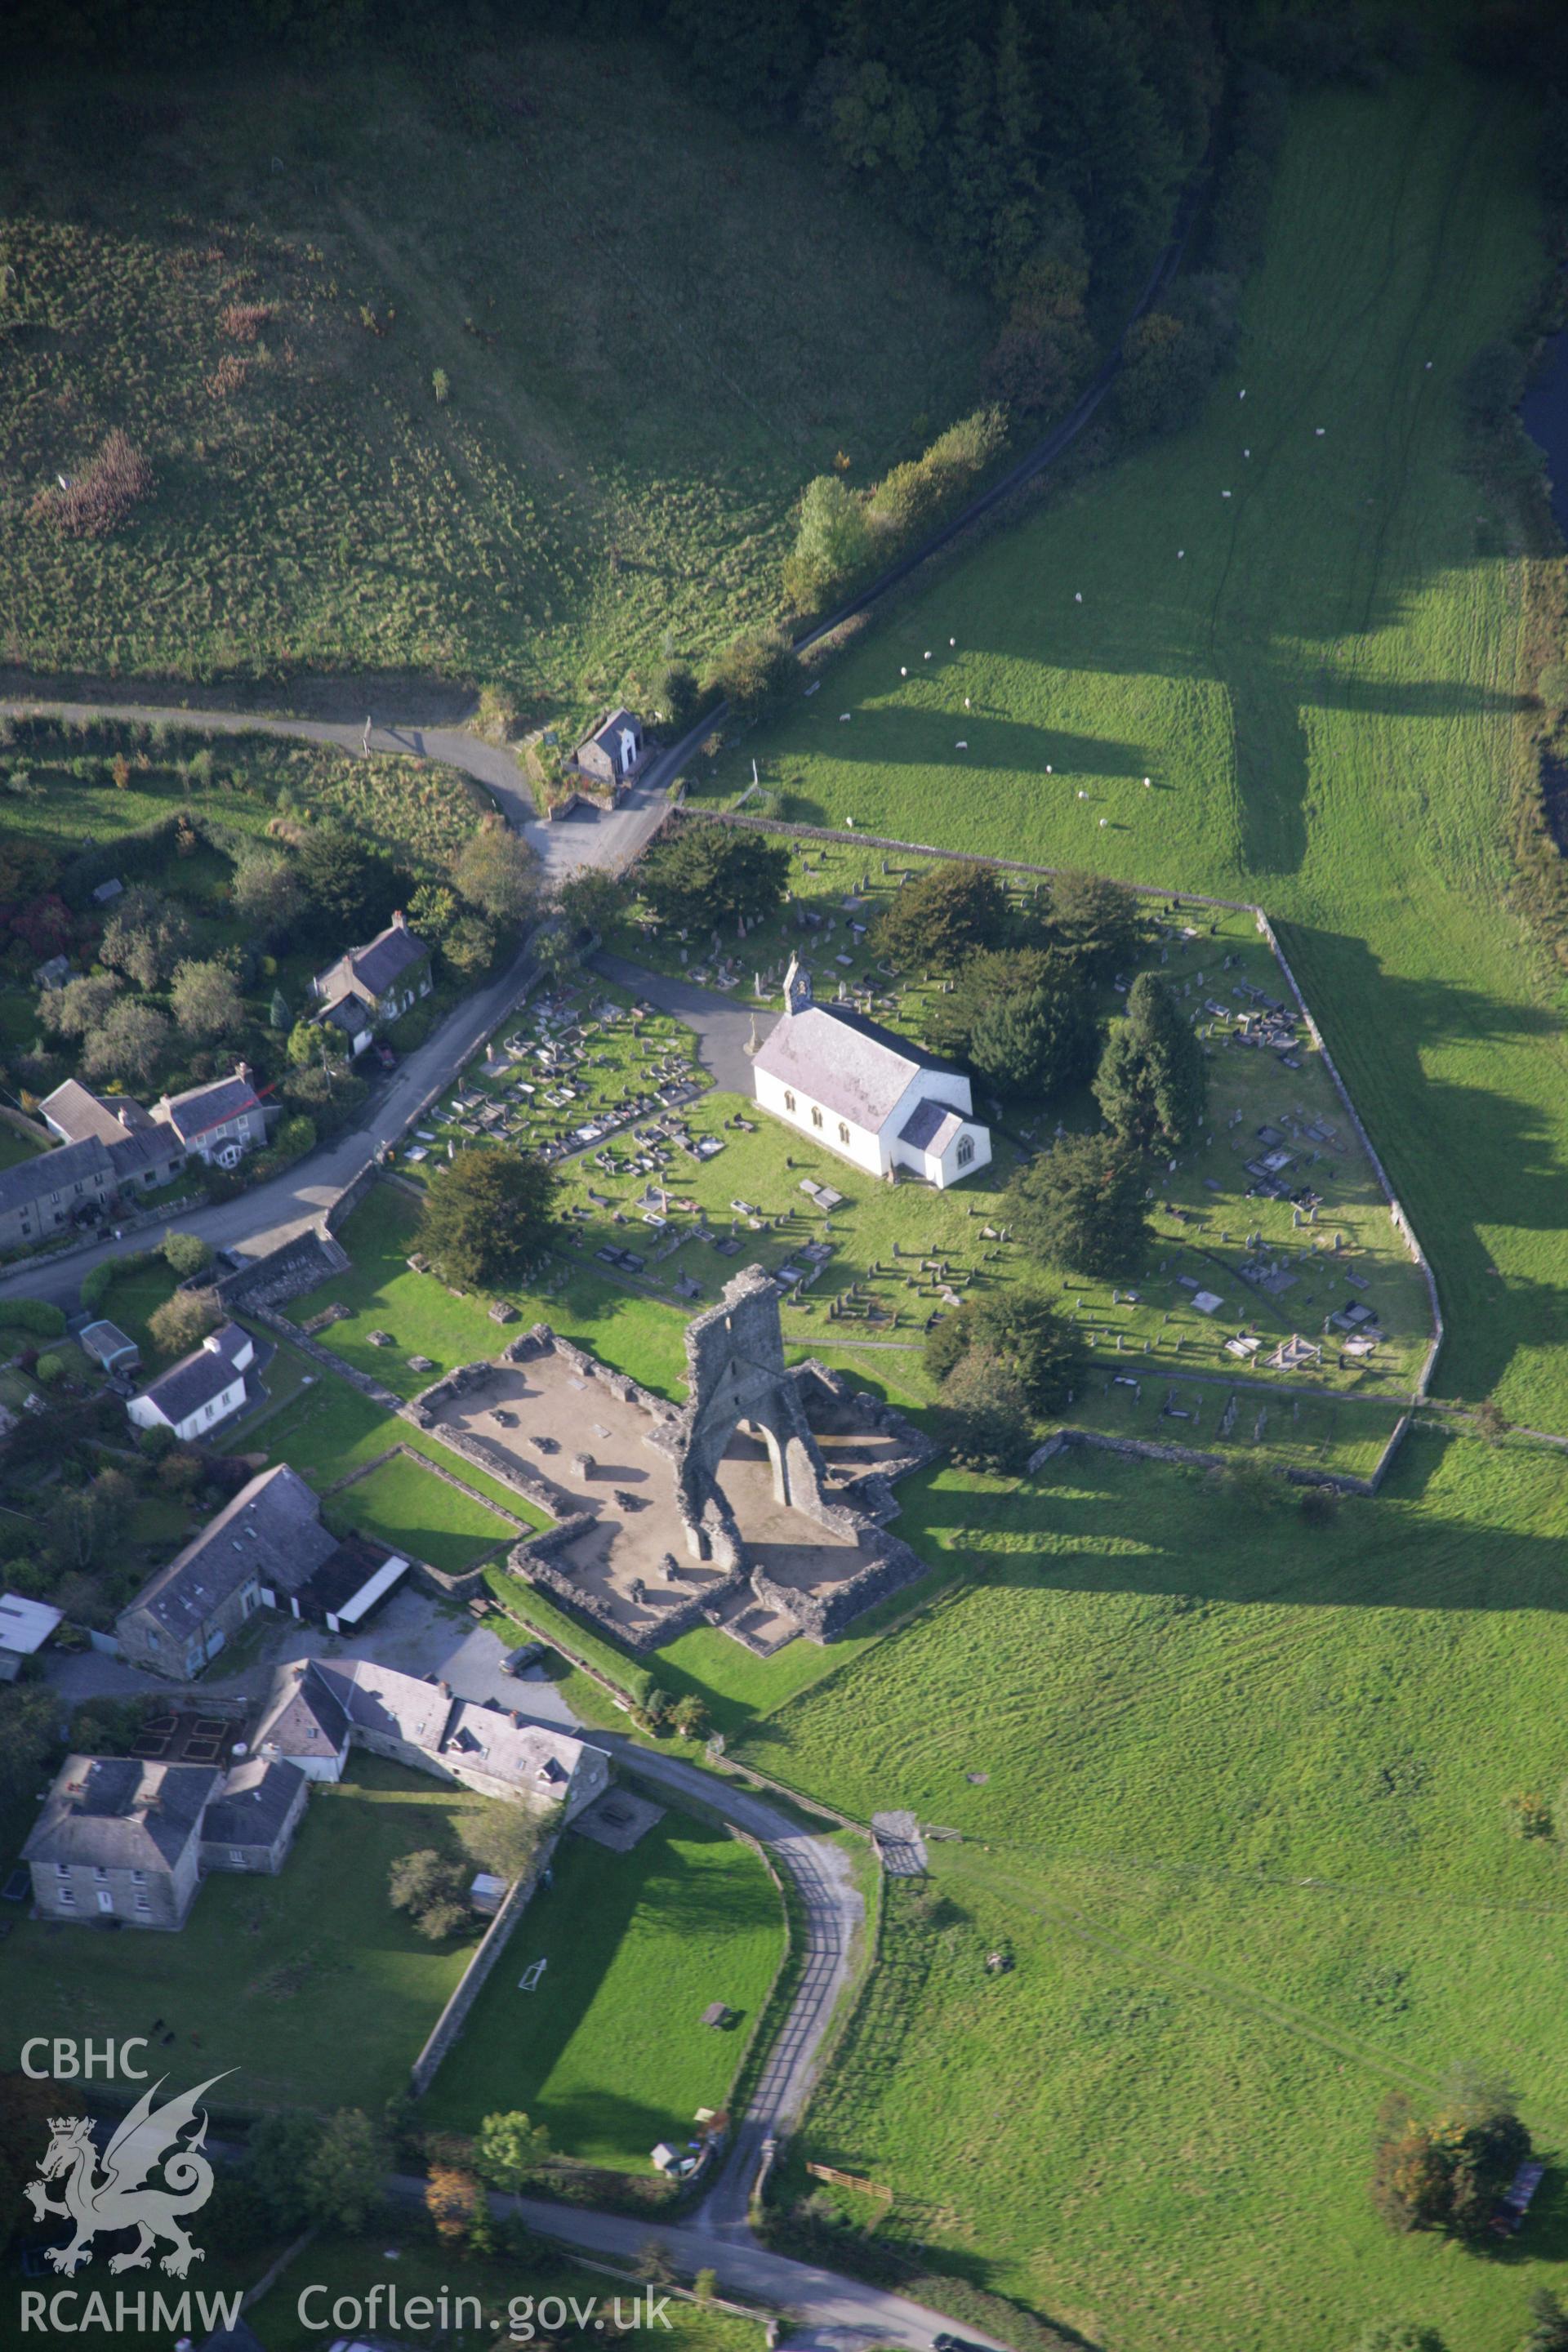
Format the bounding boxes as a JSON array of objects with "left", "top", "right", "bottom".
[
  {"left": 506, "top": 1642, "right": 548, "bottom": 1677},
  {"left": 376, "top": 1040, "right": 398, "bottom": 1069}
]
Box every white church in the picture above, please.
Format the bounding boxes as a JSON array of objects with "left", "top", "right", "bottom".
[{"left": 751, "top": 958, "right": 991, "bottom": 1191}]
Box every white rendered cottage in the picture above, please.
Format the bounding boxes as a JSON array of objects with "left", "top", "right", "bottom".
[{"left": 751, "top": 959, "right": 991, "bottom": 1189}]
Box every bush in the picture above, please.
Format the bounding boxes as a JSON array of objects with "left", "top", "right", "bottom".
[
  {"left": 657, "top": 660, "right": 702, "bottom": 730},
  {"left": 1503, "top": 1789, "right": 1554, "bottom": 1840},
  {"left": 33, "top": 1354, "right": 65, "bottom": 1388},
  {"left": 1370, "top": 2077, "right": 1531, "bottom": 2240},
  {"left": 162, "top": 1232, "right": 213, "bottom": 1280},
  {"left": 432, "top": 368, "right": 451, "bottom": 404},
  {"left": 148, "top": 1287, "right": 221, "bottom": 1361},
  {"left": 3, "top": 1297, "right": 67, "bottom": 1339},
  {"left": 711, "top": 621, "right": 800, "bottom": 720}
]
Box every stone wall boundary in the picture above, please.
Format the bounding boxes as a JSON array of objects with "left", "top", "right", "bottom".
[
  {"left": 1026, "top": 1420, "right": 1394, "bottom": 1498},
  {"left": 409, "top": 1829, "right": 562, "bottom": 2096}
]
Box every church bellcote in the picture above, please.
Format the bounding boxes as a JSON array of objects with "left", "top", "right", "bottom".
[{"left": 782, "top": 955, "right": 813, "bottom": 1017}]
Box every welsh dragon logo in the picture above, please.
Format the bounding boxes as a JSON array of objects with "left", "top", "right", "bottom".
[{"left": 24, "top": 2073, "right": 229, "bottom": 2277}]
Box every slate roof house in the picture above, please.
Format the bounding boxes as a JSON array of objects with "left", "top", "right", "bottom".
[
  {"left": 115, "top": 1463, "right": 410, "bottom": 1679},
  {"left": 23, "top": 1747, "right": 310, "bottom": 1930},
  {"left": 310, "top": 911, "right": 432, "bottom": 1057},
  {"left": 0, "top": 1592, "right": 62, "bottom": 1682},
  {"left": 572, "top": 706, "right": 648, "bottom": 793},
  {"left": 40, "top": 1062, "right": 268, "bottom": 1190},
  {"left": 0, "top": 1136, "right": 116, "bottom": 1254},
  {"left": 114, "top": 1460, "right": 332, "bottom": 1677},
  {"left": 23, "top": 1755, "right": 221, "bottom": 1930},
  {"left": 126, "top": 1322, "right": 256, "bottom": 1446},
  {"left": 752, "top": 957, "right": 991, "bottom": 1191},
  {"left": 150, "top": 1066, "right": 269, "bottom": 1169},
  {"left": 252, "top": 1655, "right": 608, "bottom": 1819}
]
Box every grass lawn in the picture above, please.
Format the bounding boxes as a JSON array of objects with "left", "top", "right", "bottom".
[
  {"left": 91, "top": 1256, "right": 184, "bottom": 1362},
  {"left": 695, "top": 60, "right": 1567, "bottom": 1432},
  {"left": 251, "top": 1365, "right": 550, "bottom": 1531},
  {"left": 0, "top": 1756, "right": 486, "bottom": 2114},
  {"left": 421, "top": 1814, "right": 786, "bottom": 2172},
  {"left": 327, "top": 1448, "right": 518, "bottom": 1575},
  {"left": 0, "top": 32, "right": 986, "bottom": 720},
  {"left": 245, "top": 2234, "right": 768, "bottom": 2352},
  {"left": 749, "top": 1426, "right": 1568, "bottom": 2352}
]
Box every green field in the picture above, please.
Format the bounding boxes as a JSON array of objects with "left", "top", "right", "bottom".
[
  {"left": 250, "top": 1362, "right": 550, "bottom": 1531},
  {"left": 326, "top": 1449, "right": 519, "bottom": 1575},
  {"left": 0, "top": 33, "right": 986, "bottom": 718},
  {"left": 422, "top": 1814, "right": 786, "bottom": 2172},
  {"left": 698, "top": 61, "right": 1566, "bottom": 1432},
  {"left": 753, "top": 1426, "right": 1568, "bottom": 2351},
  {"left": 0, "top": 1757, "right": 483, "bottom": 2114}
]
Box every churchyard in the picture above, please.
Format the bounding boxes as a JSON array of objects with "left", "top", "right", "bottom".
[{"left": 394, "top": 975, "right": 708, "bottom": 1182}]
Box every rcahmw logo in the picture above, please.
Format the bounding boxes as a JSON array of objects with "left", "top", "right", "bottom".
[{"left": 16, "top": 2038, "right": 243, "bottom": 2336}]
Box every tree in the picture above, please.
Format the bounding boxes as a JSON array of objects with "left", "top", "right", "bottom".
[
  {"left": 296, "top": 825, "right": 399, "bottom": 943},
  {"left": 557, "top": 866, "right": 628, "bottom": 941},
  {"left": 283, "top": 1062, "right": 366, "bottom": 1139},
  {"left": 1114, "top": 309, "right": 1212, "bottom": 439},
  {"left": 875, "top": 861, "right": 1011, "bottom": 974},
  {"left": 668, "top": 1691, "right": 710, "bottom": 1739},
  {"left": 100, "top": 886, "right": 193, "bottom": 991},
  {"left": 711, "top": 621, "right": 800, "bottom": 719},
  {"left": 1370, "top": 2078, "right": 1531, "bottom": 2242},
  {"left": 1009, "top": 1133, "right": 1149, "bottom": 1279},
  {"left": 924, "top": 947, "right": 1098, "bottom": 1101},
  {"left": 287, "top": 1016, "right": 346, "bottom": 1072},
  {"left": 443, "top": 911, "right": 498, "bottom": 980},
  {"left": 637, "top": 826, "right": 791, "bottom": 936},
  {"left": 474, "top": 2109, "right": 551, "bottom": 2195},
  {"left": 416, "top": 1147, "right": 559, "bottom": 1289},
  {"left": 388, "top": 1847, "right": 470, "bottom": 1940},
  {"left": 924, "top": 1288, "right": 1076, "bottom": 1415},
  {"left": 80, "top": 1000, "right": 171, "bottom": 1085},
  {"left": 782, "top": 474, "right": 871, "bottom": 611},
  {"left": 1094, "top": 973, "right": 1208, "bottom": 1149},
  {"left": 231, "top": 851, "right": 304, "bottom": 939},
  {"left": 940, "top": 1343, "right": 1034, "bottom": 1472},
  {"left": 269, "top": 989, "right": 290, "bottom": 1031},
  {"left": 1354, "top": 2329, "right": 1448, "bottom": 2352},
  {"left": 303, "top": 2108, "right": 388, "bottom": 2234},
  {"left": 148, "top": 1285, "right": 221, "bottom": 1360},
  {"left": 1033, "top": 870, "right": 1150, "bottom": 979},
  {"left": 460, "top": 1797, "right": 546, "bottom": 1886},
  {"left": 426, "top": 2164, "right": 483, "bottom": 2249},
  {"left": 0, "top": 1684, "right": 61, "bottom": 1806},
  {"left": 169, "top": 956, "right": 246, "bottom": 1042},
  {"left": 452, "top": 821, "right": 538, "bottom": 928},
  {"left": 243, "top": 2109, "right": 324, "bottom": 2234},
  {"left": 657, "top": 659, "right": 701, "bottom": 729},
  {"left": 36, "top": 971, "right": 121, "bottom": 1040},
  {"left": 34, "top": 1352, "right": 65, "bottom": 1388}
]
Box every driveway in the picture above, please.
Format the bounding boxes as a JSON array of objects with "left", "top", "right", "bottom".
[{"left": 591, "top": 951, "right": 778, "bottom": 1095}]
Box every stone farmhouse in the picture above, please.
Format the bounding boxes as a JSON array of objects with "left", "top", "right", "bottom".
[
  {"left": 126, "top": 1322, "right": 256, "bottom": 1449},
  {"left": 115, "top": 1461, "right": 408, "bottom": 1677},
  {"left": 310, "top": 910, "right": 432, "bottom": 1058},
  {"left": 572, "top": 706, "right": 648, "bottom": 794},
  {"left": 751, "top": 957, "right": 991, "bottom": 1191},
  {"left": 21, "top": 1751, "right": 309, "bottom": 1931},
  {"left": 23, "top": 1657, "right": 603, "bottom": 1932},
  {"left": 251, "top": 1655, "right": 608, "bottom": 1814},
  {"left": 41, "top": 1062, "right": 269, "bottom": 1180}
]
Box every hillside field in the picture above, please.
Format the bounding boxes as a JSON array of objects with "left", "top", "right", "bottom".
[
  {"left": 697, "top": 60, "right": 1567, "bottom": 1432},
  {"left": 752, "top": 1428, "right": 1568, "bottom": 2352},
  {"left": 0, "top": 33, "right": 986, "bottom": 724}
]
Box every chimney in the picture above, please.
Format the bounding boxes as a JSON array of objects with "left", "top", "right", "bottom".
[
  {"left": 391, "top": 909, "right": 407, "bottom": 930},
  {"left": 234, "top": 1060, "right": 252, "bottom": 1088}
]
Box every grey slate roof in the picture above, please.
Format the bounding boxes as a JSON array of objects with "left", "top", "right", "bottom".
[
  {"left": 898, "top": 1098, "right": 966, "bottom": 1154},
  {"left": 442, "top": 1698, "right": 582, "bottom": 1795},
  {"left": 0, "top": 1135, "right": 111, "bottom": 1217},
  {"left": 135, "top": 1323, "right": 252, "bottom": 1427},
  {"left": 323, "top": 1657, "right": 454, "bottom": 1752},
  {"left": 252, "top": 1658, "right": 351, "bottom": 1762},
  {"left": 202, "top": 1757, "right": 306, "bottom": 1852},
  {"left": 158, "top": 1072, "right": 262, "bottom": 1144},
  {"left": 122, "top": 1464, "right": 336, "bottom": 1642},
  {"left": 24, "top": 1756, "right": 218, "bottom": 1873},
  {"left": 39, "top": 1079, "right": 155, "bottom": 1146},
  {"left": 754, "top": 1004, "right": 968, "bottom": 1131}
]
